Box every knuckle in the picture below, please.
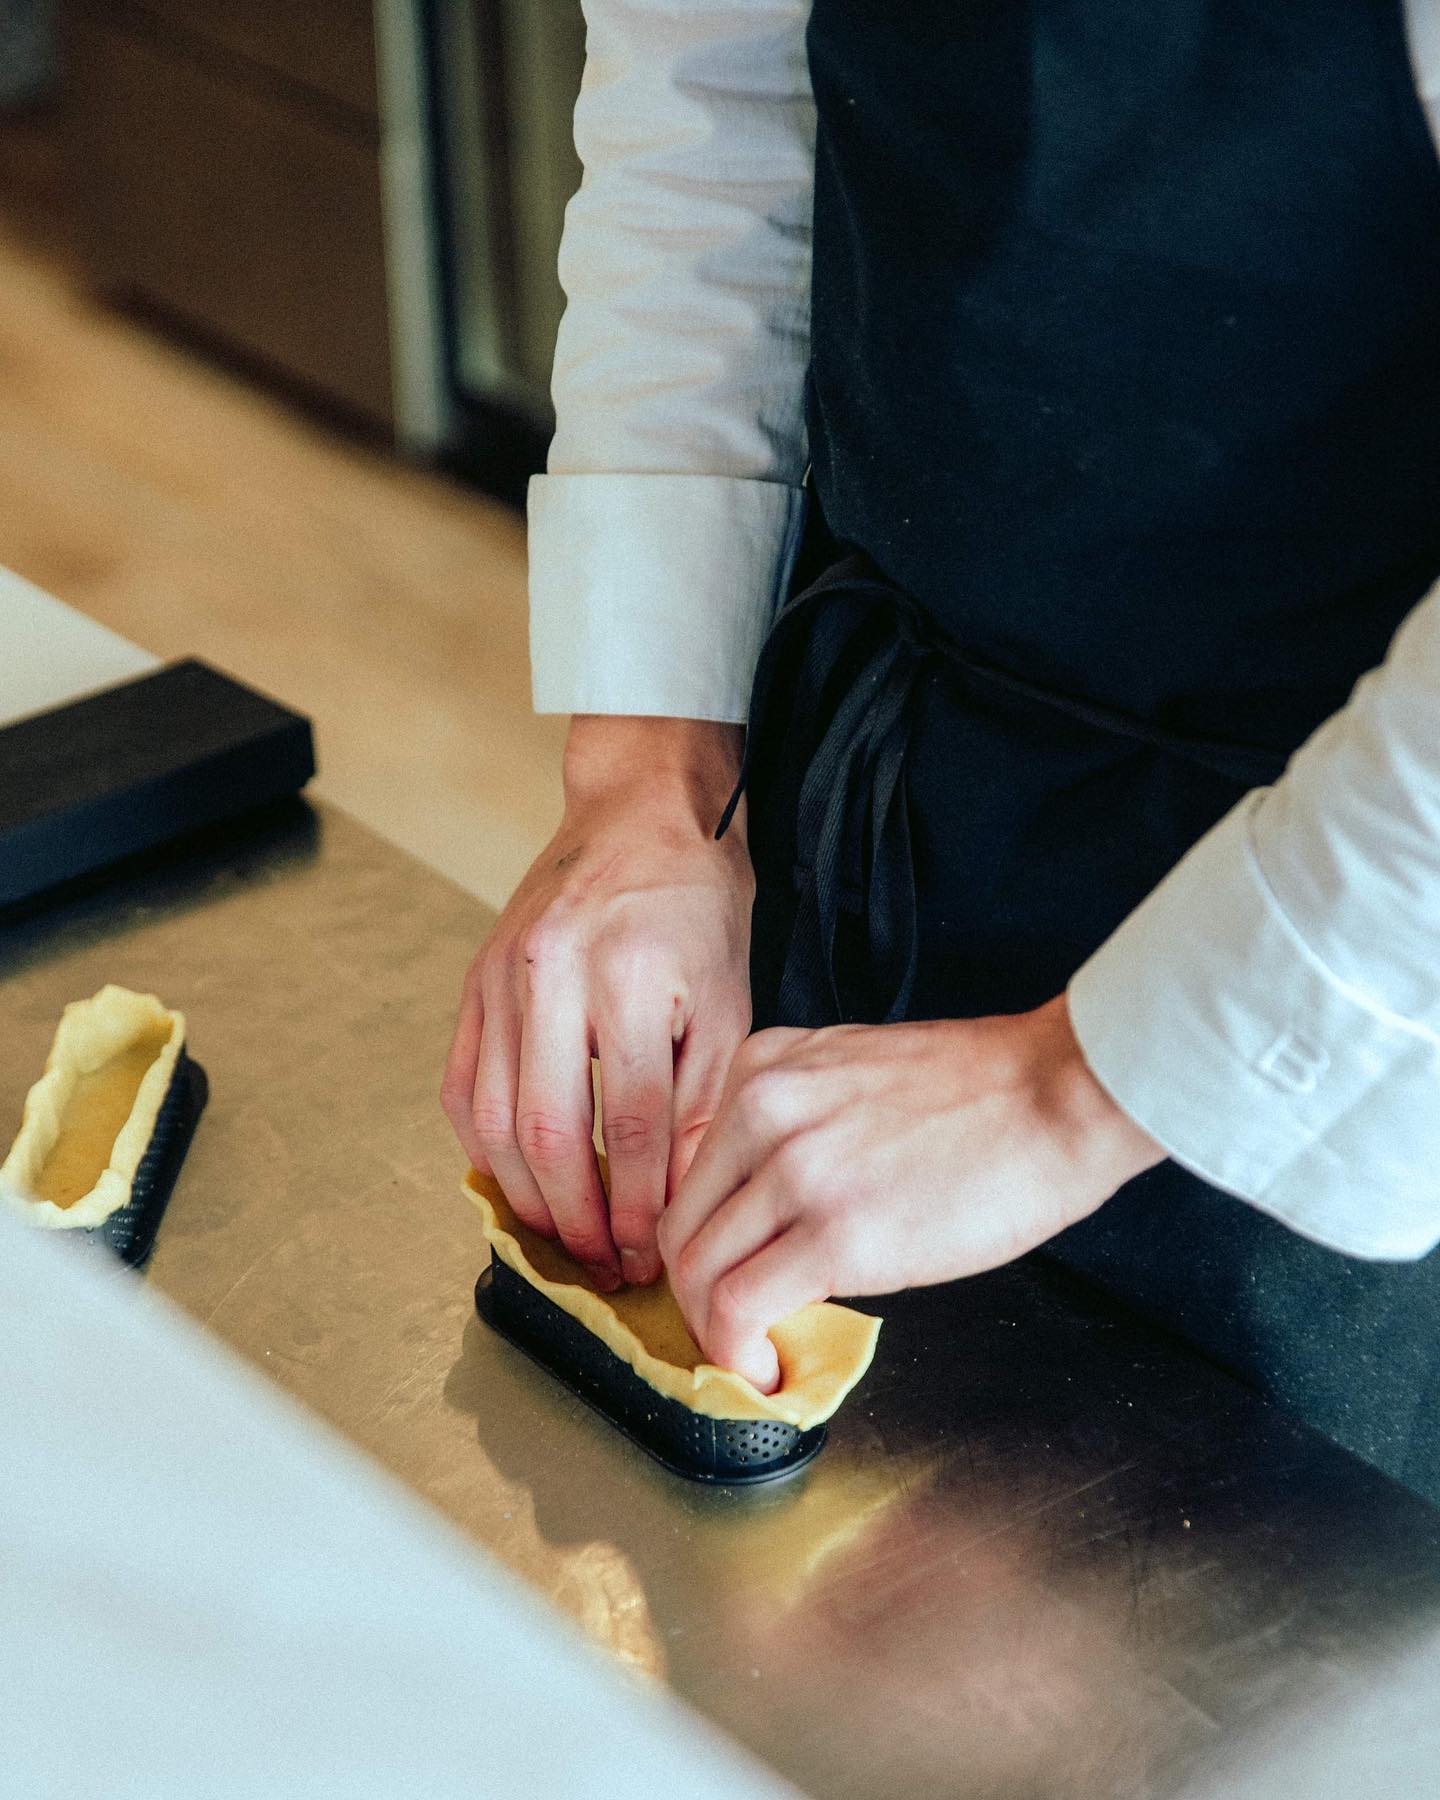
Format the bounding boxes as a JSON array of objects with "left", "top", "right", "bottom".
[
  {"left": 559, "top": 1222, "right": 614, "bottom": 1265},
  {"left": 515, "top": 1108, "right": 585, "bottom": 1170},
  {"left": 734, "top": 1084, "right": 769, "bottom": 1138},
  {"left": 517, "top": 918, "right": 569, "bottom": 975},
  {"left": 737, "top": 1068, "right": 791, "bottom": 1137},
  {"left": 603, "top": 1109, "right": 661, "bottom": 1160},
  {"left": 470, "top": 1099, "right": 516, "bottom": 1151},
  {"left": 594, "top": 935, "right": 654, "bottom": 998}
]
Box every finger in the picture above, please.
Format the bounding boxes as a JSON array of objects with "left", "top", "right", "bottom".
[
  {"left": 668, "top": 1171, "right": 787, "bottom": 1357},
  {"left": 701, "top": 1224, "right": 832, "bottom": 1394},
  {"left": 516, "top": 979, "right": 620, "bottom": 1287},
  {"left": 665, "top": 997, "right": 751, "bottom": 1199},
  {"left": 469, "top": 972, "right": 557, "bottom": 1240},
  {"left": 440, "top": 960, "right": 489, "bottom": 1172},
  {"left": 596, "top": 1004, "right": 674, "bottom": 1287},
  {"left": 658, "top": 1101, "right": 756, "bottom": 1288},
  {"left": 660, "top": 1036, "right": 806, "bottom": 1272}
]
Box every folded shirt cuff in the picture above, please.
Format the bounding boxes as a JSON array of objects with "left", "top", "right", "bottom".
[
  {"left": 1067, "top": 792, "right": 1440, "bottom": 1261},
  {"left": 527, "top": 473, "right": 807, "bottom": 721}
]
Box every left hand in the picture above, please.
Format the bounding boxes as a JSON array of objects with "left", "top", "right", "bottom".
[{"left": 658, "top": 995, "right": 1165, "bottom": 1391}]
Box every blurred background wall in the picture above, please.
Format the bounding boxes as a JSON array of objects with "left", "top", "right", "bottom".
[{"left": 0, "top": 0, "right": 592, "bottom": 907}]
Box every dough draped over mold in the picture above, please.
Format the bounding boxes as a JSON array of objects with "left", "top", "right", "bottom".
[
  {"left": 464, "top": 1168, "right": 880, "bottom": 1428},
  {"left": 2, "top": 985, "right": 185, "bottom": 1230}
]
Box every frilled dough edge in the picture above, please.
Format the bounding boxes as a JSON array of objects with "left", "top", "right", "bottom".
[
  {"left": 463, "top": 1169, "right": 880, "bottom": 1428},
  {"left": 1, "top": 985, "right": 185, "bottom": 1230}
]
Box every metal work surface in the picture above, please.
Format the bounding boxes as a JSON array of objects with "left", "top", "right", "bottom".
[{"left": 4, "top": 800, "right": 1440, "bottom": 1799}]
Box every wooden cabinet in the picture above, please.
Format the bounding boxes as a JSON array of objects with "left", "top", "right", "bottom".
[
  {"left": 62, "top": 1, "right": 436, "bottom": 437},
  {"left": 126, "top": 0, "right": 379, "bottom": 119}
]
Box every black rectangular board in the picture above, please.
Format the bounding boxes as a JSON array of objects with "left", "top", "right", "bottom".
[{"left": 0, "top": 659, "right": 315, "bottom": 909}]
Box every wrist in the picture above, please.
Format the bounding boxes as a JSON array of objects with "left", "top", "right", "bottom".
[
  {"left": 1033, "top": 995, "right": 1166, "bottom": 1196},
  {"left": 563, "top": 715, "right": 745, "bottom": 828}
]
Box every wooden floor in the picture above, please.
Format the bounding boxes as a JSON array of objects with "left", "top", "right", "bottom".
[{"left": 0, "top": 107, "right": 565, "bottom": 913}]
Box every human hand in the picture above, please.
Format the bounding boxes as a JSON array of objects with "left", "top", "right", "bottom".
[
  {"left": 658, "top": 996, "right": 1165, "bottom": 1389},
  {"left": 442, "top": 716, "right": 754, "bottom": 1290}
]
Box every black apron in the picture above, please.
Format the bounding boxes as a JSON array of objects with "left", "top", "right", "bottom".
[{"left": 725, "top": 1, "right": 1440, "bottom": 1501}]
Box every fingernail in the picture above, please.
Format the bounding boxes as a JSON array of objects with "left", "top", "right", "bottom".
[
  {"left": 620, "top": 1248, "right": 654, "bottom": 1286},
  {"left": 593, "top": 1265, "right": 623, "bottom": 1294}
]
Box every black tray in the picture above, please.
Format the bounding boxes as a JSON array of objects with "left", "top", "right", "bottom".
[{"left": 475, "top": 1255, "right": 827, "bottom": 1485}]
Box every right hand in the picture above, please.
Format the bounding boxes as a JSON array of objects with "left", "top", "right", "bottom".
[{"left": 442, "top": 716, "right": 755, "bottom": 1290}]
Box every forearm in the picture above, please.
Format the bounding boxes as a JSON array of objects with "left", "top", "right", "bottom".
[
  {"left": 529, "top": 0, "right": 815, "bottom": 723},
  {"left": 548, "top": 0, "right": 814, "bottom": 482}
]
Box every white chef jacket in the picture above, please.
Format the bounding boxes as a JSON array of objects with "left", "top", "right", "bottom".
[{"left": 526, "top": 0, "right": 1440, "bottom": 1261}]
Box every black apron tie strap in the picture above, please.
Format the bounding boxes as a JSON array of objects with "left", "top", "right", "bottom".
[
  {"left": 716, "top": 554, "right": 934, "bottom": 1024},
  {"left": 718, "top": 553, "right": 1289, "bottom": 1027}
]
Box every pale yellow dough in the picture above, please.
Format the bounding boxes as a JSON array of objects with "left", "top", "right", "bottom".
[
  {"left": 2, "top": 985, "right": 185, "bottom": 1230},
  {"left": 463, "top": 1168, "right": 881, "bottom": 1428}
]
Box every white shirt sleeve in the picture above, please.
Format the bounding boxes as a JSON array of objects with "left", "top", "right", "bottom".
[
  {"left": 528, "top": 0, "right": 815, "bottom": 722},
  {"left": 1068, "top": 581, "right": 1440, "bottom": 1261}
]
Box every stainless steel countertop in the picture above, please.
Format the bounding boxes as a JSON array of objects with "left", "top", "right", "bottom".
[{"left": 5, "top": 799, "right": 1440, "bottom": 1800}]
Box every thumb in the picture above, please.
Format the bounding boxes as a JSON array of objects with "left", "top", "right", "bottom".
[{"left": 725, "top": 1323, "right": 782, "bottom": 1395}]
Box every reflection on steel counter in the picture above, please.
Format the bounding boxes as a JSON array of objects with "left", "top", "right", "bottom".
[{"left": 3, "top": 798, "right": 1439, "bottom": 1800}]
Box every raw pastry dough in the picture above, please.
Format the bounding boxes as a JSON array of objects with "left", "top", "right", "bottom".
[
  {"left": 2, "top": 985, "right": 185, "bottom": 1230},
  {"left": 464, "top": 1168, "right": 880, "bottom": 1428}
]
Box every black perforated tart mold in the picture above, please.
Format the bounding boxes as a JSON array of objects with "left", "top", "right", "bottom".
[
  {"left": 475, "top": 1255, "right": 827, "bottom": 1484},
  {"left": 86, "top": 1051, "right": 208, "bottom": 1268}
]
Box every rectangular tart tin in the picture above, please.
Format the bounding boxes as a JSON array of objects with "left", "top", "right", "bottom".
[
  {"left": 87, "top": 1051, "right": 208, "bottom": 1267},
  {"left": 475, "top": 1255, "right": 827, "bottom": 1485}
]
